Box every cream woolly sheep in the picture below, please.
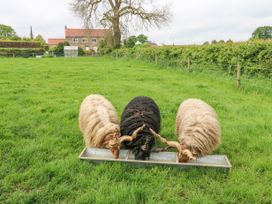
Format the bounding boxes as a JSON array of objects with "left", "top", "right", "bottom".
[
  {"left": 150, "top": 99, "right": 221, "bottom": 162},
  {"left": 79, "top": 94, "right": 144, "bottom": 159}
]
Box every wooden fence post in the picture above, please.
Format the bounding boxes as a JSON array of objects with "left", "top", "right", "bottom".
[
  {"left": 237, "top": 63, "right": 241, "bottom": 89},
  {"left": 188, "top": 57, "right": 192, "bottom": 72},
  {"left": 155, "top": 55, "right": 158, "bottom": 65}
]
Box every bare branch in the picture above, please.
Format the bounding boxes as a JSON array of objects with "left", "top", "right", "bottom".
[{"left": 71, "top": 0, "right": 171, "bottom": 47}]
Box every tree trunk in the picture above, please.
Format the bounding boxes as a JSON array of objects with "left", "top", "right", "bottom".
[
  {"left": 112, "top": 16, "right": 121, "bottom": 48},
  {"left": 113, "top": 27, "right": 121, "bottom": 48}
]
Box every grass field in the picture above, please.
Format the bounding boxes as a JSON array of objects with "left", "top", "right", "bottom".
[{"left": 0, "top": 57, "right": 272, "bottom": 203}]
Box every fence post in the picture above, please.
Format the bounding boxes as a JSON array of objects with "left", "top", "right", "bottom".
[
  {"left": 187, "top": 57, "right": 192, "bottom": 72},
  {"left": 155, "top": 55, "right": 158, "bottom": 65},
  {"left": 237, "top": 63, "right": 241, "bottom": 89}
]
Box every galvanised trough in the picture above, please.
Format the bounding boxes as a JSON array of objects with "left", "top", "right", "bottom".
[{"left": 79, "top": 147, "right": 232, "bottom": 172}]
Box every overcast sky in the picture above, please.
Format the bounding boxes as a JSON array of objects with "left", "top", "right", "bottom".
[{"left": 1, "top": 0, "right": 272, "bottom": 45}]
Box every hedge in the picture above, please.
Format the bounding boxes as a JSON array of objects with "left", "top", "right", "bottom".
[
  {"left": 0, "top": 48, "right": 45, "bottom": 57},
  {"left": 0, "top": 40, "right": 42, "bottom": 48},
  {"left": 112, "top": 40, "right": 272, "bottom": 78}
]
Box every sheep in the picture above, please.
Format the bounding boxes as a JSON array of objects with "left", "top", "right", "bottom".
[
  {"left": 79, "top": 94, "right": 144, "bottom": 159},
  {"left": 120, "top": 96, "right": 161, "bottom": 160},
  {"left": 150, "top": 99, "right": 221, "bottom": 162}
]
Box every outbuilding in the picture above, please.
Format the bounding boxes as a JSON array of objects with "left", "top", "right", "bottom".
[{"left": 64, "top": 46, "right": 78, "bottom": 57}]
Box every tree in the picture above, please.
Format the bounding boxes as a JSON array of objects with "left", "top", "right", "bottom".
[
  {"left": 35, "top": 34, "right": 45, "bottom": 43},
  {"left": 211, "top": 40, "right": 217, "bottom": 44},
  {"left": 137, "top": 34, "right": 148, "bottom": 44},
  {"left": 252, "top": 26, "right": 272, "bottom": 40},
  {"left": 98, "top": 30, "right": 114, "bottom": 54},
  {"left": 123, "top": 34, "right": 147, "bottom": 48},
  {"left": 72, "top": 0, "right": 170, "bottom": 48},
  {"left": 226, "top": 39, "right": 233, "bottom": 43},
  {"left": 51, "top": 42, "right": 70, "bottom": 56},
  {"left": 124, "top": 35, "right": 137, "bottom": 48},
  {"left": 0, "top": 24, "right": 18, "bottom": 39}
]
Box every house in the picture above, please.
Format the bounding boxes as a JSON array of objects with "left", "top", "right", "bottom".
[
  {"left": 48, "top": 26, "right": 110, "bottom": 51},
  {"left": 48, "top": 38, "right": 65, "bottom": 48}
]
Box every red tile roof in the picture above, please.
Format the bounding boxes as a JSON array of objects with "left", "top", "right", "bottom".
[
  {"left": 48, "top": 38, "right": 65, "bottom": 45},
  {"left": 65, "top": 28, "right": 109, "bottom": 38}
]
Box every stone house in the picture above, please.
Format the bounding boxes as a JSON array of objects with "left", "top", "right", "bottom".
[
  {"left": 48, "top": 38, "right": 65, "bottom": 48},
  {"left": 48, "top": 26, "right": 109, "bottom": 51}
]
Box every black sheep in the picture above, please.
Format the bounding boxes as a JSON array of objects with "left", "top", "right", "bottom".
[{"left": 120, "top": 96, "right": 161, "bottom": 160}]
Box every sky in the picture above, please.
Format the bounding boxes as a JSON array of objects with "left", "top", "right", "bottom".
[{"left": 1, "top": 0, "right": 272, "bottom": 45}]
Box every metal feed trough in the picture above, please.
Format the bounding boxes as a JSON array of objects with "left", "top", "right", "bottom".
[{"left": 79, "top": 147, "right": 232, "bottom": 172}]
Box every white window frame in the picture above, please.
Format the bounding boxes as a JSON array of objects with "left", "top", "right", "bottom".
[
  {"left": 72, "top": 38, "right": 78, "bottom": 43},
  {"left": 92, "top": 38, "right": 97, "bottom": 44},
  {"left": 82, "top": 38, "right": 88, "bottom": 43}
]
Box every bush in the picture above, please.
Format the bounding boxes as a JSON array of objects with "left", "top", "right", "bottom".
[
  {"left": 0, "top": 48, "right": 45, "bottom": 57},
  {"left": 84, "top": 50, "right": 96, "bottom": 56},
  {"left": 0, "top": 40, "right": 42, "bottom": 48},
  {"left": 50, "top": 42, "right": 70, "bottom": 56},
  {"left": 112, "top": 40, "right": 272, "bottom": 78},
  {"left": 78, "top": 47, "right": 85, "bottom": 56},
  {"left": 98, "top": 38, "right": 113, "bottom": 55}
]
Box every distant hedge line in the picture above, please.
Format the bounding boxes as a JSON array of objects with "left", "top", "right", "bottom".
[
  {"left": 112, "top": 41, "right": 272, "bottom": 78},
  {"left": 0, "top": 40, "right": 42, "bottom": 48},
  {"left": 0, "top": 48, "right": 45, "bottom": 57}
]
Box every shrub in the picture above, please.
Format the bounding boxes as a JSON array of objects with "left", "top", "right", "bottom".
[
  {"left": 50, "top": 42, "right": 70, "bottom": 56},
  {"left": 0, "top": 40, "right": 42, "bottom": 48},
  {"left": 0, "top": 48, "right": 45, "bottom": 57},
  {"left": 112, "top": 40, "right": 272, "bottom": 78},
  {"left": 78, "top": 47, "right": 85, "bottom": 56}
]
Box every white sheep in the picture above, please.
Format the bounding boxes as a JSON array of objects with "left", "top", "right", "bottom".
[
  {"left": 79, "top": 94, "right": 144, "bottom": 159},
  {"left": 150, "top": 99, "right": 221, "bottom": 162}
]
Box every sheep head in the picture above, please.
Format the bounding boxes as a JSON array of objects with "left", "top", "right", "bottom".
[
  {"left": 178, "top": 149, "right": 196, "bottom": 162},
  {"left": 103, "top": 130, "right": 121, "bottom": 159},
  {"left": 104, "top": 125, "right": 146, "bottom": 159}
]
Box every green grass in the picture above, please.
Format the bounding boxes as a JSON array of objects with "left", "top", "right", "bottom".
[{"left": 0, "top": 57, "right": 272, "bottom": 203}]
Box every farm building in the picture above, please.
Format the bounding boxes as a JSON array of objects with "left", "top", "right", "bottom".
[
  {"left": 47, "top": 38, "right": 65, "bottom": 48},
  {"left": 48, "top": 26, "right": 110, "bottom": 52},
  {"left": 64, "top": 46, "right": 78, "bottom": 58}
]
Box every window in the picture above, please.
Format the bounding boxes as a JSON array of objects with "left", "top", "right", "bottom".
[
  {"left": 82, "top": 38, "right": 88, "bottom": 43},
  {"left": 92, "top": 38, "right": 97, "bottom": 44},
  {"left": 72, "top": 38, "right": 78, "bottom": 43}
]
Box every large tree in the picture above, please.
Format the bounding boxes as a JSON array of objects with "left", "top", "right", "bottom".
[
  {"left": 72, "top": 0, "right": 170, "bottom": 48},
  {"left": 0, "top": 24, "right": 17, "bottom": 39},
  {"left": 252, "top": 26, "right": 272, "bottom": 40},
  {"left": 35, "top": 34, "right": 46, "bottom": 43}
]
